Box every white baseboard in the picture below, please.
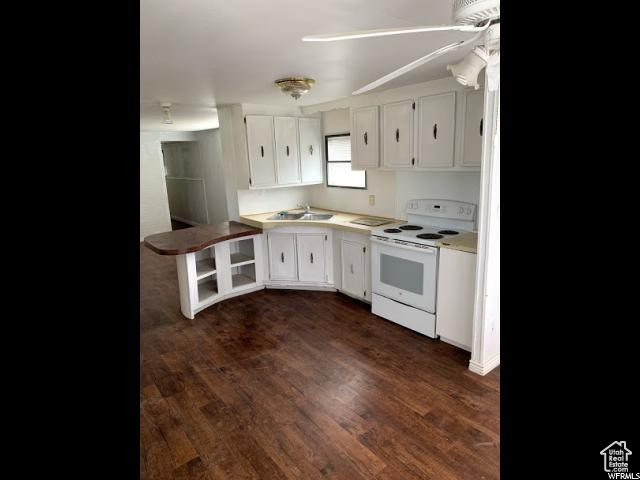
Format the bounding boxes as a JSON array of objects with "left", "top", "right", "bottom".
[
  {"left": 468, "top": 354, "right": 500, "bottom": 376},
  {"left": 266, "top": 284, "right": 336, "bottom": 292}
]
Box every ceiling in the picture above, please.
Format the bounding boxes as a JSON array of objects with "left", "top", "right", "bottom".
[{"left": 140, "top": 0, "right": 477, "bottom": 131}]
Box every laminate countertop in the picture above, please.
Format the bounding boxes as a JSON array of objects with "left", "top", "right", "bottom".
[
  {"left": 435, "top": 232, "right": 478, "bottom": 254},
  {"left": 144, "top": 221, "right": 262, "bottom": 255},
  {"left": 239, "top": 208, "right": 404, "bottom": 235}
]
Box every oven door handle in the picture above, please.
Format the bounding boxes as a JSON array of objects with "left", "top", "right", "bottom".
[{"left": 370, "top": 236, "right": 437, "bottom": 254}]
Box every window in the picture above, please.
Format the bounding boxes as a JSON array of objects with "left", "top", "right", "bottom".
[{"left": 325, "top": 134, "right": 366, "bottom": 189}]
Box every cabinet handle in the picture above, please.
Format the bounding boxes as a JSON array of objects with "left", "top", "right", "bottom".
[
  {"left": 480, "top": 118, "right": 483, "bottom": 136},
  {"left": 364, "top": 131, "right": 368, "bottom": 145},
  {"left": 433, "top": 123, "right": 438, "bottom": 139},
  {"left": 350, "top": 264, "right": 354, "bottom": 274},
  {"left": 395, "top": 128, "right": 400, "bottom": 142},
  {"left": 260, "top": 145, "right": 264, "bottom": 157},
  {"left": 281, "top": 252, "right": 284, "bottom": 263},
  {"left": 310, "top": 253, "right": 314, "bottom": 264},
  {"left": 286, "top": 145, "right": 290, "bottom": 156},
  {"left": 309, "top": 145, "right": 313, "bottom": 155}
]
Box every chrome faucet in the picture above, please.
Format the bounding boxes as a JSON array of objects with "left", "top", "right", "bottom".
[{"left": 297, "top": 202, "right": 312, "bottom": 213}]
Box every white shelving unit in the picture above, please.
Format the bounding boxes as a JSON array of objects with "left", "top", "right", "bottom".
[{"left": 175, "top": 234, "right": 264, "bottom": 319}]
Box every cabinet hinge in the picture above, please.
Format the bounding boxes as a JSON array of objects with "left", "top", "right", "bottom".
[
  {"left": 364, "top": 290, "right": 366, "bottom": 296},
  {"left": 412, "top": 102, "right": 415, "bottom": 110},
  {"left": 363, "top": 246, "right": 366, "bottom": 253},
  {"left": 325, "top": 235, "right": 327, "bottom": 240},
  {"left": 249, "top": 177, "right": 252, "bottom": 185},
  {"left": 244, "top": 116, "right": 246, "bottom": 124},
  {"left": 411, "top": 158, "right": 415, "bottom": 166}
]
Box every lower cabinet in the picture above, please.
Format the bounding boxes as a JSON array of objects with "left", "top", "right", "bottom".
[
  {"left": 296, "top": 234, "right": 326, "bottom": 283},
  {"left": 266, "top": 227, "right": 333, "bottom": 287},
  {"left": 435, "top": 248, "right": 477, "bottom": 351},
  {"left": 267, "top": 233, "right": 297, "bottom": 280},
  {"left": 338, "top": 231, "right": 371, "bottom": 302}
]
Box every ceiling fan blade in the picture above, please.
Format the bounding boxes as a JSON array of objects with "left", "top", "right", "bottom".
[
  {"left": 302, "top": 24, "right": 486, "bottom": 42},
  {"left": 352, "top": 28, "right": 486, "bottom": 95}
]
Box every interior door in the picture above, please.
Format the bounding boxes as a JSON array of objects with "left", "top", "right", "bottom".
[
  {"left": 268, "top": 233, "right": 297, "bottom": 280},
  {"left": 274, "top": 116, "right": 301, "bottom": 184},
  {"left": 341, "top": 240, "right": 365, "bottom": 298},
  {"left": 462, "top": 89, "right": 484, "bottom": 166},
  {"left": 296, "top": 234, "right": 326, "bottom": 283},
  {"left": 382, "top": 100, "right": 414, "bottom": 168},
  {"left": 417, "top": 92, "right": 455, "bottom": 168},
  {"left": 245, "top": 115, "right": 277, "bottom": 187},
  {"left": 298, "top": 117, "right": 323, "bottom": 183},
  {"left": 350, "top": 106, "right": 379, "bottom": 169}
]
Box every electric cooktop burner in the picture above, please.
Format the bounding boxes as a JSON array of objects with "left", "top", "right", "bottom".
[
  {"left": 399, "top": 225, "right": 423, "bottom": 230},
  {"left": 383, "top": 228, "right": 402, "bottom": 233},
  {"left": 438, "top": 230, "right": 459, "bottom": 235},
  {"left": 416, "top": 233, "right": 444, "bottom": 240}
]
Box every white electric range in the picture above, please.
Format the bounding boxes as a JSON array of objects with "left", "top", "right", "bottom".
[{"left": 370, "top": 199, "right": 476, "bottom": 338}]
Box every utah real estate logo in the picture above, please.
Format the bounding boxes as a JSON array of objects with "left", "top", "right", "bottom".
[{"left": 601, "top": 441, "right": 639, "bottom": 479}]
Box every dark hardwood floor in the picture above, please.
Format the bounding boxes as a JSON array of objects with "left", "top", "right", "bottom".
[{"left": 140, "top": 244, "right": 500, "bottom": 480}]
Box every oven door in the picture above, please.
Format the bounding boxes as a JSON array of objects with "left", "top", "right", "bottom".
[{"left": 371, "top": 237, "right": 438, "bottom": 313}]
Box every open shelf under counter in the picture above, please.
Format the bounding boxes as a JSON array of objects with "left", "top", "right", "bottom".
[
  {"left": 232, "top": 273, "right": 256, "bottom": 289},
  {"left": 196, "top": 258, "right": 217, "bottom": 279},
  {"left": 197, "top": 278, "right": 219, "bottom": 305},
  {"left": 230, "top": 252, "right": 255, "bottom": 267}
]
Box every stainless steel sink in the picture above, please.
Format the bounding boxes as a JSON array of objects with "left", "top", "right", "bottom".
[
  {"left": 267, "top": 212, "right": 305, "bottom": 220},
  {"left": 301, "top": 213, "right": 334, "bottom": 220}
]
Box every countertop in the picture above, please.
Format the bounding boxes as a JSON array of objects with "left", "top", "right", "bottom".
[
  {"left": 436, "top": 232, "right": 478, "bottom": 254},
  {"left": 239, "top": 208, "right": 404, "bottom": 234},
  {"left": 144, "top": 221, "right": 262, "bottom": 255}
]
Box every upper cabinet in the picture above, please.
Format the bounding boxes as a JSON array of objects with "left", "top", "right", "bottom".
[
  {"left": 382, "top": 100, "right": 414, "bottom": 168},
  {"left": 348, "top": 88, "right": 484, "bottom": 171},
  {"left": 245, "top": 114, "right": 322, "bottom": 189},
  {"left": 245, "top": 115, "right": 277, "bottom": 187},
  {"left": 350, "top": 106, "right": 379, "bottom": 170},
  {"left": 417, "top": 92, "right": 455, "bottom": 168},
  {"left": 274, "top": 116, "right": 300, "bottom": 185},
  {"left": 298, "top": 117, "right": 323, "bottom": 183},
  {"left": 461, "top": 89, "right": 484, "bottom": 167}
]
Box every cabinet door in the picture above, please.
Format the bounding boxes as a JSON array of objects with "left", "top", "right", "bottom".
[
  {"left": 350, "top": 106, "right": 379, "bottom": 169},
  {"left": 268, "top": 233, "right": 297, "bottom": 280},
  {"left": 274, "top": 116, "right": 301, "bottom": 185},
  {"left": 341, "top": 240, "right": 366, "bottom": 299},
  {"left": 296, "top": 234, "right": 326, "bottom": 283},
  {"left": 382, "top": 100, "right": 414, "bottom": 168},
  {"left": 462, "top": 89, "right": 484, "bottom": 167},
  {"left": 435, "top": 248, "right": 476, "bottom": 350},
  {"left": 298, "top": 117, "right": 323, "bottom": 183},
  {"left": 418, "top": 92, "right": 455, "bottom": 168},
  {"left": 245, "top": 115, "right": 277, "bottom": 187}
]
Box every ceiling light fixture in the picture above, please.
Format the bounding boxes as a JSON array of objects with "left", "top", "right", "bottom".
[
  {"left": 446, "top": 47, "right": 488, "bottom": 90},
  {"left": 161, "top": 102, "right": 173, "bottom": 124},
  {"left": 274, "top": 77, "right": 315, "bottom": 100}
]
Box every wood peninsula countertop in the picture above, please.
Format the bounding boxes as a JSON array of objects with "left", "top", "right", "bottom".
[
  {"left": 144, "top": 221, "right": 262, "bottom": 255},
  {"left": 435, "top": 231, "right": 478, "bottom": 254},
  {"left": 239, "top": 208, "right": 404, "bottom": 234}
]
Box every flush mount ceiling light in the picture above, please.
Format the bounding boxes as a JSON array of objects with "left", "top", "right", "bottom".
[
  {"left": 274, "top": 77, "right": 315, "bottom": 100},
  {"left": 161, "top": 102, "right": 173, "bottom": 124}
]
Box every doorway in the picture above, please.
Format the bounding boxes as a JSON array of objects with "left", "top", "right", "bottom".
[{"left": 161, "top": 141, "right": 209, "bottom": 230}]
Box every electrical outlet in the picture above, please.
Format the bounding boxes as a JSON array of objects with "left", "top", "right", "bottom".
[{"left": 369, "top": 195, "right": 375, "bottom": 206}]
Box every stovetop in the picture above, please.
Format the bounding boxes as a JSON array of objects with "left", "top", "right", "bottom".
[{"left": 371, "top": 222, "right": 470, "bottom": 246}]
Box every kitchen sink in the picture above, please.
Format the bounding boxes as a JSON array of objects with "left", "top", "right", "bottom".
[
  {"left": 301, "top": 213, "right": 334, "bottom": 220},
  {"left": 267, "top": 212, "right": 305, "bottom": 220}
]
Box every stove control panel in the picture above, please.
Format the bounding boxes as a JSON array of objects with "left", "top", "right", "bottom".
[{"left": 406, "top": 199, "right": 476, "bottom": 221}]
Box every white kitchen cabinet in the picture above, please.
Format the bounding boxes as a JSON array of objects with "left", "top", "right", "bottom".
[
  {"left": 274, "top": 116, "right": 300, "bottom": 185},
  {"left": 296, "top": 234, "right": 326, "bottom": 283},
  {"left": 417, "top": 92, "right": 455, "bottom": 168},
  {"left": 245, "top": 115, "right": 277, "bottom": 187},
  {"left": 382, "top": 99, "right": 414, "bottom": 168},
  {"left": 341, "top": 239, "right": 366, "bottom": 300},
  {"left": 436, "top": 248, "right": 477, "bottom": 351},
  {"left": 298, "top": 117, "right": 323, "bottom": 183},
  {"left": 350, "top": 106, "right": 379, "bottom": 169},
  {"left": 267, "top": 233, "right": 297, "bottom": 280},
  {"left": 461, "top": 89, "right": 484, "bottom": 167}
]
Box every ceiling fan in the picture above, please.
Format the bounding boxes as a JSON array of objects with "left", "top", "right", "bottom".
[{"left": 302, "top": 0, "right": 500, "bottom": 95}]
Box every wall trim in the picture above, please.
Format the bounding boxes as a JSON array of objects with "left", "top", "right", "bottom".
[{"left": 469, "top": 354, "right": 500, "bottom": 376}]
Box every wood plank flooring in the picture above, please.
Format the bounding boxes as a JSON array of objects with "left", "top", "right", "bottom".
[{"left": 140, "top": 244, "right": 500, "bottom": 479}]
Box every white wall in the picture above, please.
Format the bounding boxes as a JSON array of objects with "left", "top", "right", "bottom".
[
  {"left": 307, "top": 107, "right": 481, "bottom": 222},
  {"left": 140, "top": 131, "right": 197, "bottom": 240},
  {"left": 195, "top": 129, "right": 229, "bottom": 223}
]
